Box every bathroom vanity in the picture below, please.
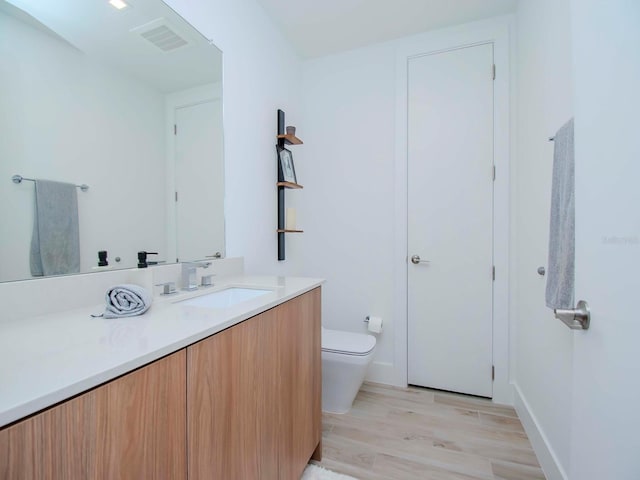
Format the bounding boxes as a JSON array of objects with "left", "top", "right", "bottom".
[{"left": 0, "top": 275, "right": 322, "bottom": 479}]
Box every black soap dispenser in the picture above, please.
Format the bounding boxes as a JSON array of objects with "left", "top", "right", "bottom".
[
  {"left": 98, "top": 250, "right": 108, "bottom": 267},
  {"left": 137, "top": 251, "right": 158, "bottom": 268}
]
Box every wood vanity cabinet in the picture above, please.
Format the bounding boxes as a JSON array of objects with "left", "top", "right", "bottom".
[
  {"left": 0, "top": 288, "right": 321, "bottom": 480},
  {"left": 0, "top": 350, "right": 186, "bottom": 480},
  {"left": 187, "top": 287, "right": 322, "bottom": 480},
  {"left": 277, "top": 287, "right": 322, "bottom": 478}
]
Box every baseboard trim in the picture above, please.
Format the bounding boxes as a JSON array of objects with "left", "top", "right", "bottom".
[
  {"left": 365, "top": 361, "right": 405, "bottom": 387},
  {"left": 512, "top": 384, "right": 568, "bottom": 480}
]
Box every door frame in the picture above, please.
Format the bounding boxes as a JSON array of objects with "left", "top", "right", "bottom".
[
  {"left": 165, "top": 82, "right": 223, "bottom": 263},
  {"left": 392, "top": 17, "right": 513, "bottom": 404}
]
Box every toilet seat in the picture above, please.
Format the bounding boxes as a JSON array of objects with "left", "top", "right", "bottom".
[{"left": 322, "top": 328, "right": 376, "bottom": 356}]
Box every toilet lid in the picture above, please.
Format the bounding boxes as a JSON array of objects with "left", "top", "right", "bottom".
[{"left": 322, "top": 328, "right": 376, "bottom": 356}]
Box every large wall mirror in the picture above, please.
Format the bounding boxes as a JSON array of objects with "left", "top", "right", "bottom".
[{"left": 0, "top": 0, "right": 224, "bottom": 283}]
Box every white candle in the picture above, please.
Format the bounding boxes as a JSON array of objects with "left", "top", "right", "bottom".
[{"left": 286, "top": 208, "right": 296, "bottom": 230}]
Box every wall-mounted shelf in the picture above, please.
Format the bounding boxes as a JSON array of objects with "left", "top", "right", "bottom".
[
  {"left": 277, "top": 181, "right": 304, "bottom": 189},
  {"left": 276, "top": 134, "right": 304, "bottom": 145},
  {"left": 277, "top": 109, "right": 303, "bottom": 261}
]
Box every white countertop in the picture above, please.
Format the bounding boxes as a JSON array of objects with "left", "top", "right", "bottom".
[{"left": 0, "top": 275, "right": 323, "bottom": 428}]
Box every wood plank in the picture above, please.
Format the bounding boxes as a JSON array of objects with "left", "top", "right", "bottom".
[
  {"left": 492, "top": 460, "right": 547, "bottom": 480},
  {"left": 326, "top": 422, "right": 494, "bottom": 478},
  {"left": 315, "top": 383, "right": 546, "bottom": 480},
  {"left": 356, "top": 390, "right": 480, "bottom": 423},
  {"left": 277, "top": 134, "right": 303, "bottom": 145},
  {"left": 361, "top": 382, "right": 436, "bottom": 403},
  {"left": 433, "top": 392, "right": 519, "bottom": 418},
  {"left": 277, "top": 181, "right": 304, "bottom": 189},
  {"left": 384, "top": 408, "right": 531, "bottom": 446},
  {"left": 322, "top": 435, "right": 376, "bottom": 471},
  {"left": 313, "top": 457, "right": 390, "bottom": 480},
  {"left": 374, "top": 452, "right": 488, "bottom": 480},
  {"left": 478, "top": 412, "right": 526, "bottom": 433},
  {"left": 432, "top": 436, "right": 542, "bottom": 469}
]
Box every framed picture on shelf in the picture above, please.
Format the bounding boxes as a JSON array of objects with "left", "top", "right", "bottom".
[{"left": 278, "top": 147, "right": 297, "bottom": 184}]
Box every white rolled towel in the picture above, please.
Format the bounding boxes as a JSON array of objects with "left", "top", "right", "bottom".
[{"left": 102, "top": 284, "right": 152, "bottom": 318}]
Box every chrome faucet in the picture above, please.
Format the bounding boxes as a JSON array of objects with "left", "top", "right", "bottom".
[{"left": 181, "top": 261, "right": 212, "bottom": 291}]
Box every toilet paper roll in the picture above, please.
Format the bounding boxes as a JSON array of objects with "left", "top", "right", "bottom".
[{"left": 367, "top": 316, "right": 383, "bottom": 334}]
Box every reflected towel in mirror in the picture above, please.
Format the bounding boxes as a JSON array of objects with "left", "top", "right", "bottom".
[{"left": 30, "top": 179, "right": 80, "bottom": 277}]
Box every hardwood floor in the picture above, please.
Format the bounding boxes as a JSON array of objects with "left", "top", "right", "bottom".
[{"left": 313, "top": 383, "right": 546, "bottom": 480}]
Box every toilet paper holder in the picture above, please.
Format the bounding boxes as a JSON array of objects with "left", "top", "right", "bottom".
[{"left": 364, "top": 315, "right": 383, "bottom": 333}]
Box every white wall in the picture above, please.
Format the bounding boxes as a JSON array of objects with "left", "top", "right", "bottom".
[
  {"left": 164, "top": 0, "right": 303, "bottom": 276},
  {"left": 0, "top": 10, "right": 166, "bottom": 281},
  {"left": 299, "top": 42, "right": 398, "bottom": 378},
  {"left": 299, "top": 18, "right": 512, "bottom": 396},
  {"left": 512, "top": 0, "right": 574, "bottom": 478}
]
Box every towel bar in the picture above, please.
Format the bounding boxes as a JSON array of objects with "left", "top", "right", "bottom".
[{"left": 12, "top": 174, "right": 89, "bottom": 192}]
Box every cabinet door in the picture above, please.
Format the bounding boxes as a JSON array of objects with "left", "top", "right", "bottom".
[
  {"left": 187, "top": 308, "right": 279, "bottom": 480},
  {"left": 0, "top": 389, "right": 96, "bottom": 479},
  {"left": 93, "top": 350, "right": 187, "bottom": 479},
  {"left": 0, "top": 350, "right": 187, "bottom": 480},
  {"left": 278, "top": 288, "right": 322, "bottom": 480}
]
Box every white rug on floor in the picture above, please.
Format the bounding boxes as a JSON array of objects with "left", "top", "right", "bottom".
[{"left": 301, "top": 464, "right": 358, "bottom": 480}]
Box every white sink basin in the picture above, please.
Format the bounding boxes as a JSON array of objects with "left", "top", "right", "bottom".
[{"left": 178, "top": 287, "right": 272, "bottom": 309}]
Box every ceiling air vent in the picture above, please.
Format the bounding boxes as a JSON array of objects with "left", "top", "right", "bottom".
[{"left": 131, "top": 18, "right": 190, "bottom": 52}]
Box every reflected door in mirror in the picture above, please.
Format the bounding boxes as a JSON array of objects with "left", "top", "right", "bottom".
[{"left": 175, "top": 99, "right": 224, "bottom": 262}]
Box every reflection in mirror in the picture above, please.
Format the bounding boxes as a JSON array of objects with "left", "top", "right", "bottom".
[{"left": 0, "top": 0, "right": 224, "bottom": 283}]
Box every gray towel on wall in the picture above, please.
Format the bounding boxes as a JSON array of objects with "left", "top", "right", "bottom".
[
  {"left": 30, "top": 179, "right": 80, "bottom": 277},
  {"left": 546, "top": 118, "right": 575, "bottom": 309},
  {"left": 102, "top": 284, "right": 152, "bottom": 318}
]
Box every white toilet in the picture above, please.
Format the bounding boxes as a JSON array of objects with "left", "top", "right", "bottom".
[{"left": 321, "top": 327, "right": 377, "bottom": 414}]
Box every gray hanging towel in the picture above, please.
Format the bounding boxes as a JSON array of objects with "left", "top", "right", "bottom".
[
  {"left": 546, "top": 118, "right": 575, "bottom": 309},
  {"left": 30, "top": 179, "right": 80, "bottom": 276}
]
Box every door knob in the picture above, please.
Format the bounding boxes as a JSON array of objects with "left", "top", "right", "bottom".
[
  {"left": 411, "top": 255, "right": 430, "bottom": 265},
  {"left": 554, "top": 300, "right": 591, "bottom": 330}
]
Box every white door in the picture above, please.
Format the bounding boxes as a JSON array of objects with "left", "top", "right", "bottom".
[
  {"left": 407, "top": 44, "right": 494, "bottom": 398},
  {"left": 175, "top": 99, "right": 224, "bottom": 262},
  {"left": 569, "top": 1, "right": 640, "bottom": 478}
]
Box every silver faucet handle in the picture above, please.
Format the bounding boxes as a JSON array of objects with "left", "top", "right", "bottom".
[
  {"left": 184, "top": 261, "right": 212, "bottom": 269},
  {"left": 200, "top": 274, "right": 216, "bottom": 287},
  {"left": 155, "top": 282, "right": 177, "bottom": 295},
  {"left": 205, "top": 252, "right": 222, "bottom": 259}
]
